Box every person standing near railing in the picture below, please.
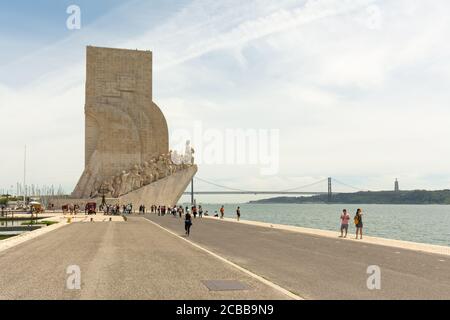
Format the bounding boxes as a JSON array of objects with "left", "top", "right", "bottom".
[{"left": 354, "top": 208, "right": 364, "bottom": 240}]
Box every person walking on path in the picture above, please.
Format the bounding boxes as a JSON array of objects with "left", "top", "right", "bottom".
[
  {"left": 339, "top": 209, "right": 350, "bottom": 238},
  {"left": 185, "top": 209, "right": 192, "bottom": 236},
  {"left": 354, "top": 208, "right": 364, "bottom": 239},
  {"left": 198, "top": 205, "right": 203, "bottom": 218},
  {"left": 220, "top": 205, "right": 225, "bottom": 219},
  {"left": 236, "top": 206, "right": 241, "bottom": 221}
]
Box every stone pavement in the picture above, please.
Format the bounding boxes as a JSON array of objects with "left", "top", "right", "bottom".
[
  {"left": 145, "top": 214, "right": 450, "bottom": 300},
  {"left": 0, "top": 217, "right": 290, "bottom": 300},
  {"left": 0, "top": 213, "right": 124, "bottom": 254}
]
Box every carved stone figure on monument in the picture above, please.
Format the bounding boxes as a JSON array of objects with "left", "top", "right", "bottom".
[
  {"left": 169, "top": 150, "right": 173, "bottom": 164},
  {"left": 171, "top": 150, "right": 182, "bottom": 165},
  {"left": 90, "top": 179, "right": 102, "bottom": 198},
  {"left": 184, "top": 140, "right": 192, "bottom": 164},
  {"left": 156, "top": 155, "right": 168, "bottom": 179},
  {"left": 129, "top": 165, "right": 143, "bottom": 190},
  {"left": 190, "top": 147, "right": 195, "bottom": 165},
  {"left": 100, "top": 178, "right": 115, "bottom": 197},
  {"left": 142, "top": 162, "right": 154, "bottom": 185},
  {"left": 119, "top": 170, "right": 132, "bottom": 195},
  {"left": 112, "top": 175, "right": 122, "bottom": 198},
  {"left": 150, "top": 159, "right": 159, "bottom": 181},
  {"left": 164, "top": 153, "right": 175, "bottom": 175}
]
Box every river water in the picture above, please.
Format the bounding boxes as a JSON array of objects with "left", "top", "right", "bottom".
[{"left": 192, "top": 203, "right": 450, "bottom": 246}]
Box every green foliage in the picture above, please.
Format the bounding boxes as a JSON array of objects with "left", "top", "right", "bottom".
[
  {"left": 0, "top": 235, "right": 15, "bottom": 241},
  {"left": 21, "top": 220, "right": 58, "bottom": 226}
]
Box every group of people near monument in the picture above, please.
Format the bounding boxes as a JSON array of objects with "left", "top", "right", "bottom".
[
  {"left": 339, "top": 208, "right": 364, "bottom": 239},
  {"left": 143, "top": 204, "right": 242, "bottom": 236},
  {"left": 99, "top": 203, "right": 133, "bottom": 215},
  {"left": 92, "top": 144, "right": 195, "bottom": 199}
]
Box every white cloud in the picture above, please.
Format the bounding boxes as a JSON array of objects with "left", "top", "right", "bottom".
[{"left": 2, "top": 0, "right": 450, "bottom": 194}]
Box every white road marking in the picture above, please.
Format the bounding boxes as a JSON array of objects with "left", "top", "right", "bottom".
[{"left": 143, "top": 218, "right": 303, "bottom": 300}]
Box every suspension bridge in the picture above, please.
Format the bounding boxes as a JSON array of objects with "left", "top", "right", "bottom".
[{"left": 183, "top": 177, "right": 364, "bottom": 201}]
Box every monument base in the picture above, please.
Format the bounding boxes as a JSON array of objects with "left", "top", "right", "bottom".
[
  {"left": 49, "top": 165, "right": 197, "bottom": 210},
  {"left": 118, "top": 165, "right": 197, "bottom": 207}
]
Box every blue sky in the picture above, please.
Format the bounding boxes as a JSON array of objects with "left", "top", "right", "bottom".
[
  {"left": 1, "top": 0, "right": 450, "bottom": 199},
  {"left": 0, "top": 1, "right": 123, "bottom": 59}
]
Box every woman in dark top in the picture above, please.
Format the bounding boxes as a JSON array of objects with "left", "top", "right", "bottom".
[
  {"left": 185, "top": 210, "right": 192, "bottom": 236},
  {"left": 355, "top": 208, "right": 363, "bottom": 239}
]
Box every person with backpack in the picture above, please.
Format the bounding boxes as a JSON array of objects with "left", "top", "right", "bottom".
[
  {"left": 339, "top": 209, "right": 350, "bottom": 238},
  {"left": 354, "top": 208, "right": 363, "bottom": 239}
]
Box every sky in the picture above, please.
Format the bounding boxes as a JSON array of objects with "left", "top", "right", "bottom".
[{"left": 1, "top": 0, "right": 450, "bottom": 201}]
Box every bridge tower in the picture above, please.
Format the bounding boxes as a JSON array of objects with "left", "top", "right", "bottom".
[{"left": 327, "top": 177, "right": 332, "bottom": 202}]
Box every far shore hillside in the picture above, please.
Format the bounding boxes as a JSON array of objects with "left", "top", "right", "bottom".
[{"left": 249, "top": 190, "right": 450, "bottom": 205}]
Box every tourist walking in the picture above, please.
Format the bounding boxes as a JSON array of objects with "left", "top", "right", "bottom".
[
  {"left": 339, "top": 209, "right": 350, "bottom": 238},
  {"left": 354, "top": 208, "right": 363, "bottom": 239},
  {"left": 185, "top": 209, "right": 192, "bottom": 236},
  {"left": 236, "top": 206, "right": 241, "bottom": 221},
  {"left": 220, "top": 205, "right": 225, "bottom": 219},
  {"left": 198, "top": 205, "right": 203, "bottom": 218}
]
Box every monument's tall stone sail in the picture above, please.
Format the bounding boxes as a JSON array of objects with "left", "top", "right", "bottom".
[{"left": 72, "top": 46, "right": 196, "bottom": 205}]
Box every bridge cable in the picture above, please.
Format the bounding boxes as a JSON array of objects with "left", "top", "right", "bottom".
[
  {"left": 332, "top": 178, "right": 366, "bottom": 192},
  {"left": 278, "top": 178, "right": 329, "bottom": 192},
  {"left": 194, "top": 176, "right": 328, "bottom": 193},
  {"left": 194, "top": 176, "right": 250, "bottom": 192}
]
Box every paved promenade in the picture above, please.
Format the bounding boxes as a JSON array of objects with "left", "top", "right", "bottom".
[
  {"left": 0, "top": 217, "right": 288, "bottom": 300},
  {"left": 1, "top": 214, "right": 449, "bottom": 300},
  {"left": 145, "top": 215, "right": 450, "bottom": 300}
]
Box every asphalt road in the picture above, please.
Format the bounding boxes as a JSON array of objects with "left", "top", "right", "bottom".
[
  {"left": 145, "top": 214, "right": 450, "bottom": 300},
  {"left": 0, "top": 218, "right": 289, "bottom": 300}
]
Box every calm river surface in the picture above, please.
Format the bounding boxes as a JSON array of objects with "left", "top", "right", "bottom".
[{"left": 194, "top": 203, "right": 450, "bottom": 246}]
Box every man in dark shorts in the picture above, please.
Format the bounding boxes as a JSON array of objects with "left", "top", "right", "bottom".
[
  {"left": 185, "top": 209, "right": 192, "bottom": 236},
  {"left": 354, "top": 208, "right": 363, "bottom": 239},
  {"left": 236, "top": 206, "right": 241, "bottom": 221}
]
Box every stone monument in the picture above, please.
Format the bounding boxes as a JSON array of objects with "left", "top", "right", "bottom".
[{"left": 71, "top": 46, "right": 197, "bottom": 207}]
